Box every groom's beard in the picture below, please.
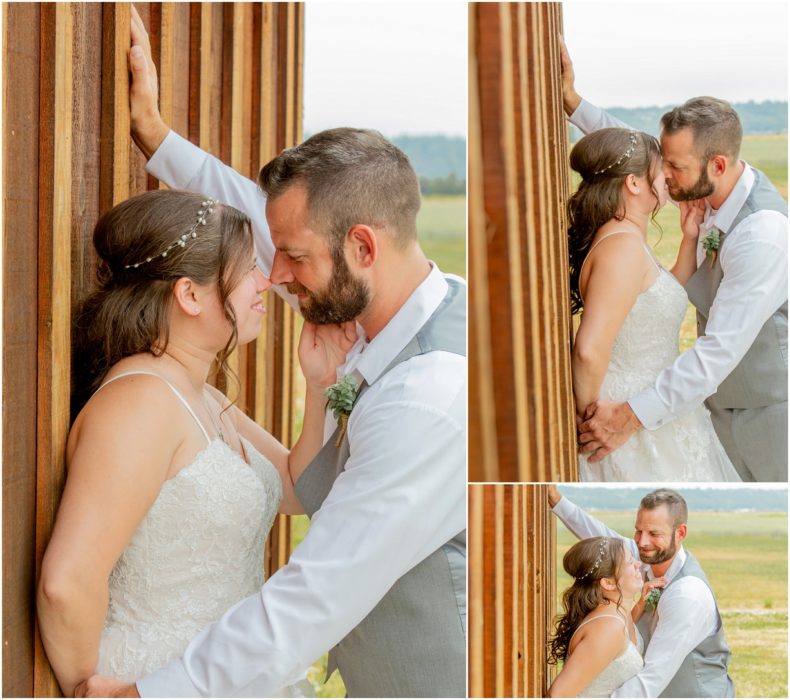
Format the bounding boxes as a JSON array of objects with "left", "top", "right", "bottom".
[
  {"left": 287, "top": 249, "right": 370, "bottom": 325},
  {"left": 667, "top": 165, "right": 715, "bottom": 201},
  {"left": 638, "top": 531, "right": 678, "bottom": 565}
]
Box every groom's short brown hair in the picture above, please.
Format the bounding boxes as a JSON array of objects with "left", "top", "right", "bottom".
[
  {"left": 660, "top": 96, "right": 743, "bottom": 162},
  {"left": 257, "top": 127, "right": 421, "bottom": 252},
  {"left": 640, "top": 488, "right": 688, "bottom": 528}
]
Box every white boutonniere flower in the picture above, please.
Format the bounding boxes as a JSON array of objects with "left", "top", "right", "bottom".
[{"left": 325, "top": 375, "right": 360, "bottom": 447}]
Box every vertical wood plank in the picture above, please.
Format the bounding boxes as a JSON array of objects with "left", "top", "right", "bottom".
[
  {"left": 469, "top": 2, "right": 576, "bottom": 482},
  {"left": 2, "top": 3, "right": 41, "bottom": 694},
  {"left": 34, "top": 4, "right": 73, "bottom": 695},
  {"left": 469, "top": 484, "right": 555, "bottom": 697}
]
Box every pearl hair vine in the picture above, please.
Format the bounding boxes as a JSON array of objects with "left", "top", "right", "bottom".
[
  {"left": 577, "top": 537, "right": 608, "bottom": 580},
  {"left": 124, "top": 197, "right": 217, "bottom": 269},
  {"left": 593, "top": 130, "right": 639, "bottom": 175}
]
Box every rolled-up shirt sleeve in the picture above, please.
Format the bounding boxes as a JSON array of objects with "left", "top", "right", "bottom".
[
  {"left": 137, "top": 368, "right": 466, "bottom": 697},
  {"left": 568, "top": 99, "right": 630, "bottom": 134},
  {"left": 629, "top": 211, "right": 788, "bottom": 429},
  {"left": 552, "top": 497, "right": 639, "bottom": 559}
]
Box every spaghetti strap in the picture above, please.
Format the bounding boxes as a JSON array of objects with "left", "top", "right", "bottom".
[
  {"left": 96, "top": 371, "right": 211, "bottom": 445},
  {"left": 569, "top": 613, "right": 628, "bottom": 643},
  {"left": 579, "top": 230, "right": 661, "bottom": 302}
]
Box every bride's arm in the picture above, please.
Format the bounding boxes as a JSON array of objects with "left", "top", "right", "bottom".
[
  {"left": 547, "top": 620, "right": 628, "bottom": 697},
  {"left": 36, "top": 379, "right": 178, "bottom": 696},
  {"left": 572, "top": 236, "right": 652, "bottom": 416},
  {"left": 670, "top": 200, "right": 705, "bottom": 285}
]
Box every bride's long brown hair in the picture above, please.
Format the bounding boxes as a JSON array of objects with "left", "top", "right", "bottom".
[
  {"left": 71, "top": 190, "right": 253, "bottom": 416},
  {"left": 567, "top": 128, "right": 662, "bottom": 315},
  {"left": 547, "top": 537, "right": 628, "bottom": 665}
]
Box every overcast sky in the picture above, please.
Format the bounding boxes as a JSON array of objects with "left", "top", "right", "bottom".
[
  {"left": 303, "top": 2, "right": 467, "bottom": 138},
  {"left": 563, "top": 1, "right": 788, "bottom": 108}
]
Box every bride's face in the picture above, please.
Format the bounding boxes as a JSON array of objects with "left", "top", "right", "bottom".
[{"left": 616, "top": 547, "right": 644, "bottom": 598}]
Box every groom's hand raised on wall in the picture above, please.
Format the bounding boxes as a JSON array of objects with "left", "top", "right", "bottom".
[
  {"left": 558, "top": 36, "right": 581, "bottom": 116},
  {"left": 578, "top": 400, "right": 643, "bottom": 463},
  {"left": 128, "top": 4, "right": 169, "bottom": 159}
]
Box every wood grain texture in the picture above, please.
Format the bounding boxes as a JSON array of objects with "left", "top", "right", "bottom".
[
  {"left": 469, "top": 484, "right": 556, "bottom": 697},
  {"left": 3, "top": 3, "right": 41, "bottom": 695},
  {"left": 3, "top": 3, "right": 304, "bottom": 694},
  {"left": 469, "top": 2, "right": 576, "bottom": 482}
]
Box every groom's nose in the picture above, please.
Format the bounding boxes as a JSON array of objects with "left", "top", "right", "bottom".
[{"left": 270, "top": 252, "right": 295, "bottom": 285}]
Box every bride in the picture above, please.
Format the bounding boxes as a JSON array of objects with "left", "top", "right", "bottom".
[
  {"left": 547, "top": 537, "right": 664, "bottom": 697},
  {"left": 36, "top": 189, "right": 354, "bottom": 696},
  {"left": 568, "top": 128, "right": 740, "bottom": 482}
]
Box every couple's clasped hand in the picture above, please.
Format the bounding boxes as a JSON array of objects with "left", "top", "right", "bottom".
[{"left": 576, "top": 400, "right": 643, "bottom": 464}]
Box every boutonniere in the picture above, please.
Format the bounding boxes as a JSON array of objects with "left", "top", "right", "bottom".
[
  {"left": 644, "top": 587, "right": 662, "bottom": 613},
  {"left": 325, "top": 375, "right": 360, "bottom": 447},
  {"left": 702, "top": 229, "right": 720, "bottom": 267}
]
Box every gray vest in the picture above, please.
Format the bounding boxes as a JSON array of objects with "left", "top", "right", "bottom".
[
  {"left": 637, "top": 551, "right": 734, "bottom": 698},
  {"left": 685, "top": 167, "right": 788, "bottom": 410},
  {"left": 294, "top": 277, "right": 467, "bottom": 698}
]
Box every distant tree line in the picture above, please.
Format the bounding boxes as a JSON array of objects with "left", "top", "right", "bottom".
[
  {"left": 569, "top": 100, "right": 788, "bottom": 142},
  {"left": 558, "top": 485, "right": 788, "bottom": 513},
  {"left": 420, "top": 173, "right": 466, "bottom": 196}
]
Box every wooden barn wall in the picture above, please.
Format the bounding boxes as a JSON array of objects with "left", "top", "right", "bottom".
[
  {"left": 2, "top": 3, "right": 303, "bottom": 695},
  {"left": 469, "top": 3, "right": 576, "bottom": 482},
  {"left": 469, "top": 483, "right": 556, "bottom": 698}
]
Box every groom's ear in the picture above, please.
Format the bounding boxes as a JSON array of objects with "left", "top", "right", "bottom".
[
  {"left": 675, "top": 523, "right": 688, "bottom": 543},
  {"left": 346, "top": 224, "right": 378, "bottom": 268}
]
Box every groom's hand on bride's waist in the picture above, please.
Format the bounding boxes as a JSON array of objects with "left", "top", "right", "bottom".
[
  {"left": 74, "top": 675, "right": 140, "bottom": 698},
  {"left": 577, "top": 400, "right": 643, "bottom": 463}
]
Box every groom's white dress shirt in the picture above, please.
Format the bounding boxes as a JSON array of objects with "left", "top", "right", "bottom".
[
  {"left": 552, "top": 496, "right": 718, "bottom": 698},
  {"left": 570, "top": 100, "right": 788, "bottom": 429},
  {"left": 136, "top": 132, "right": 466, "bottom": 696}
]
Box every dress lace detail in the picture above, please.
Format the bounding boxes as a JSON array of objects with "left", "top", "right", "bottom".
[
  {"left": 579, "top": 251, "right": 740, "bottom": 482},
  {"left": 92, "top": 371, "right": 311, "bottom": 696},
  {"left": 577, "top": 622, "right": 644, "bottom": 698}
]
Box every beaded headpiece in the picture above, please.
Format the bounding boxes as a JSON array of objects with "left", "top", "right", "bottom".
[
  {"left": 124, "top": 197, "right": 217, "bottom": 269},
  {"left": 576, "top": 537, "right": 608, "bottom": 580},
  {"left": 593, "top": 130, "right": 638, "bottom": 175}
]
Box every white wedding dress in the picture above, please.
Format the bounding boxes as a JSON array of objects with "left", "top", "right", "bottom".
[
  {"left": 93, "top": 371, "right": 311, "bottom": 697},
  {"left": 578, "top": 233, "right": 741, "bottom": 482},
  {"left": 572, "top": 613, "right": 644, "bottom": 698}
]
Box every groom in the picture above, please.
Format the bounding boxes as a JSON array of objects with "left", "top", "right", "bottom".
[
  {"left": 561, "top": 42, "right": 788, "bottom": 481},
  {"left": 549, "top": 486, "right": 735, "bottom": 698},
  {"left": 77, "top": 9, "right": 466, "bottom": 699}
]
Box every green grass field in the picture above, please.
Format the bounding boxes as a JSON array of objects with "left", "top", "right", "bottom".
[
  {"left": 417, "top": 194, "right": 466, "bottom": 277},
  {"left": 648, "top": 133, "right": 787, "bottom": 349},
  {"left": 556, "top": 510, "right": 788, "bottom": 698}
]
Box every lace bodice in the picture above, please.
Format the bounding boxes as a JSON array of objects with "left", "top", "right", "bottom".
[
  {"left": 90, "top": 371, "right": 310, "bottom": 696},
  {"left": 577, "top": 235, "right": 740, "bottom": 482},
  {"left": 96, "top": 437, "right": 282, "bottom": 681},
  {"left": 574, "top": 615, "right": 644, "bottom": 698},
  {"left": 600, "top": 268, "right": 689, "bottom": 401}
]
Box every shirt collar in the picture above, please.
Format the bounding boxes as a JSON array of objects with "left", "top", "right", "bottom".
[
  {"left": 702, "top": 161, "right": 754, "bottom": 235},
  {"left": 644, "top": 545, "right": 687, "bottom": 583},
  {"left": 338, "top": 263, "right": 449, "bottom": 386}
]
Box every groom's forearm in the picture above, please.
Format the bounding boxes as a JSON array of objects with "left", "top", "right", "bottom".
[
  {"left": 568, "top": 99, "right": 632, "bottom": 135},
  {"left": 552, "top": 497, "right": 631, "bottom": 548}
]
